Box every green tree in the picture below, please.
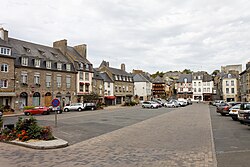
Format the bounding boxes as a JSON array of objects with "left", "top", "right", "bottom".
[
  {"left": 182, "top": 69, "right": 192, "bottom": 74},
  {"left": 211, "top": 70, "right": 220, "bottom": 76}
]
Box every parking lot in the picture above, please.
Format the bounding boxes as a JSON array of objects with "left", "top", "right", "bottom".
[
  {"left": 210, "top": 105, "right": 250, "bottom": 167},
  {"left": 3, "top": 105, "right": 175, "bottom": 145}
]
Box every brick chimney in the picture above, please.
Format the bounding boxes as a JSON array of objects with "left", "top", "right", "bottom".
[
  {"left": 121, "top": 63, "right": 125, "bottom": 71},
  {"left": 0, "top": 28, "right": 8, "bottom": 42},
  {"left": 53, "top": 39, "right": 67, "bottom": 55},
  {"left": 74, "top": 44, "right": 87, "bottom": 59}
]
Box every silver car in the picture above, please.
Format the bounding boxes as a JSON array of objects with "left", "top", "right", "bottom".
[{"left": 142, "top": 101, "right": 159, "bottom": 109}]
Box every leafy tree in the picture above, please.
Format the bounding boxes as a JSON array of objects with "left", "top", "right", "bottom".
[
  {"left": 182, "top": 69, "right": 192, "bottom": 74},
  {"left": 151, "top": 71, "right": 165, "bottom": 78},
  {"left": 211, "top": 70, "right": 220, "bottom": 76}
]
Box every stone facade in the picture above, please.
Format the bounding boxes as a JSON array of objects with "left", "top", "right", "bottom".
[{"left": 98, "top": 61, "right": 134, "bottom": 104}]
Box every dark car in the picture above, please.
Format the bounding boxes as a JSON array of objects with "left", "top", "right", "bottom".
[
  {"left": 216, "top": 103, "right": 230, "bottom": 116},
  {"left": 83, "top": 103, "right": 96, "bottom": 111}
]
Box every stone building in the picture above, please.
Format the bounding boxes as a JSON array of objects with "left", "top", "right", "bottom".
[
  {"left": 98, "top": 61, "right": 134, "bottom": 104},
  {"left": 0, "top": 28, "right": 16, "bottom": 109},
  {"left": 152, "top": 76, "right": 166, "bottom": 99},
  {"left": 53, "top": 40, "right": 94, "bottom": 103},
  {"left": 176, "top": 74, "right": 193, "bottom": 99},
  {"left": 239, "top": 62, "right": 250, "bottom": 102}
]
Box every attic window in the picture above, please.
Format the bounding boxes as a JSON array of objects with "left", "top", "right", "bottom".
[
  {"left": 24, "top": 47, "right": 31, "bottom": 53},
  {"left": 39, "top": 50, "right": 45, "bottom": 56},
  {"left": 51, "top": 52, "right": 58, "bottom": 57}
]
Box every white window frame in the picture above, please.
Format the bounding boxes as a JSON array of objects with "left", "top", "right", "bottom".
[
  {"left": 46, "top": 61, "right": 51, "bottom": 69},
  {"left": 66, "top": 76, "right": 71, "bottom": 88},
  {"left": 0, "top": 80, "right": 8, "bottom": 88},
  {"left": 21, "top": 72, "right": 28, "bottom": 84},
  {"left": 34, "top": 73, "right": 40, "bottom": 84},
  {"left": 57, "top": 75, "right": 62, "bottom": 88},
  {"left": 0, "top": 47, "right": 11, "bottom": 55},
  {"left": 21, "top": 57, "right": 28, "bottom": 66},
  {"left": 34, "top": 59, "right": 40, "bottom": 67},
  {"left": 66, "top": 64, "right": 71, "bottom": 71},
  {"left": 46, "top": 74, "right": 51, "bottom": 87},
  {"left": 85, "top": 72, "right": 89, "bottom": 81},
  {"left": 57, "top": 63, "right": 62, "bottom": 70},
  {"left": 1, "top": 64, "right": 8, "bottom": 72}
]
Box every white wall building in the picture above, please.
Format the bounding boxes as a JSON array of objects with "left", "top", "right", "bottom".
[
  {"left": 222, "top": 74, "right": 238, "bottom": 102},
  {"left": 133, "top": 73, "right": 152, "bottom": 101}
]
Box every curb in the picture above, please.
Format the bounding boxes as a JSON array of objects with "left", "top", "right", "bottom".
[
  {"left": 207, "top": 105, "right": 218, "bottom": 167},
  {"left": 4, "top": 137, "right": 68, "bottom": 150},
  {"left": 2, "top": 113, "right": 24, "bottom": 118}
]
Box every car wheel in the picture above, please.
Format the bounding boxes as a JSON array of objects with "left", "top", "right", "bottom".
[
  {"left": 57, "top": 110, "right": 62, "bottom": 114},
  {"left": 25, "top": 112, "right": 30, "bottom": 116},
  {"left": 232, "top": 117, "right": 238, "bottom": 121},
  {"left": 221, "top": 113, "right": 226, "bottom": 116},
  {"left": 64, "top": 108, "right": 69, "bottom": 112},
  {"left": 240, "top": 120, "right": 244, "bottom": 124},
  {"left": 142, "top": 105, "right": 145, "bottom": 108},
  {"left": 78, "top": 108, "right": 82, "bottom": 112},
  {"left": 151, "top": 105, "right": 154, "bottom": 108},
  {"left": 91, "top": 107, "right": 94, "bottom": 111}
]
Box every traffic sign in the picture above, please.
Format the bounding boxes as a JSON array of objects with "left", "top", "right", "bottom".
[{"left": 51, "top": 98, "right": 60, "bottom": 107}]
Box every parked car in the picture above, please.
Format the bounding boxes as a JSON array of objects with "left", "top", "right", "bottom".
[
  {"left": 49, "top": 106, "right": 63, "bottom": 114},
  {"left": 164, "top": 101, "right": 179, "bottom": 108},
  {"left": 187, "top": 99, "right": 192, "bottom": 105},
  {"left": 0, "top": 111, "right": 2, "bottom": 118},
  {"left": 216, "top": 103, "right": 230, "bottom": 116},
  {"left": 177, "top": 100, "right": 187, "bottom": 107},
  {"left": 214, "top": 100, "right": 225, "bottom": 107},
  {"left": 83, "top": 103, "right": 96, "bottom": 111},
  {"left": 24, "top": 106, "right": 52, "bottom": 116},
  {"left": 142, "top": 101, "right": 159, "bottom": 109},
  {"left": 152, "top": 99, "right": 164, "bottom": 107},
  {"left": 238, "top": 103, "right": 250, "bottom": 124},
  {"left": 63, "top": 103, "right": 85, "bottom": 112},
  {"left": 229, "top": 104, "right": 241, "bottom": 121}
]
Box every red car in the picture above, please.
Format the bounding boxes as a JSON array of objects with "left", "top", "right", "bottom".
[{"left": 24, "top": 106, "right": 52, "bottom": 116}]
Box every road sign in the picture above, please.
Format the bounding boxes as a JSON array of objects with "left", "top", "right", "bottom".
[{"left": 51, "top": 98, "right": 60, "bottom": 107}]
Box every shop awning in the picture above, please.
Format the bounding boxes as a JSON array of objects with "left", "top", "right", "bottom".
[
  {"left": 105, "top": 96, "right": 116, "bottom": 100},
  {"left": 0, "top": 92, "right": 16, "bottom": 97}
]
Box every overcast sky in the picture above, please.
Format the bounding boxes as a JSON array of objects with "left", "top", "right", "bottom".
[{"left": 1, "top": 0, "right": 250, "bottom": 74}]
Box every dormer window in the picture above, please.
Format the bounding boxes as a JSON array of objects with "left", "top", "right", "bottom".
[
  {"left": 66, "top": 64, "right": 71, "bottom": 71},
  {"left": 38, "top": 50, "right": 45, "bottom": 56},
  {"left": 57, "top": 63, "right": 62, "bottom": 70},
  {"left": 24, "top": 47, "right": 31, "bottom": 53},
  {"left": 79, "top": 62, "right": 83, "bottom": 70},
  {"left": 0, "top": 47, "right": 11, "bottom": 55},
  {"left": 46, "top": 61, "right": 51, "bottom": 69},
  {"left": 21, "top": 57, "right": 28, "bottom": 66},
  {"left": 34, "top": 59, "right": 40, "bottom": 67},
  {"left": 86, "top": 64, "right": 89, "bottom": 70}
]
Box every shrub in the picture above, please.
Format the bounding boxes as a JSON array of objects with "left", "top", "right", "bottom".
[{"left": 0, "top": 116, "right": 55, "bottom": 142}]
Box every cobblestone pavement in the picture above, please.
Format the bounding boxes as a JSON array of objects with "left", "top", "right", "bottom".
[{"left": 0, "top": 103, "right": 216, "bottom": 167}]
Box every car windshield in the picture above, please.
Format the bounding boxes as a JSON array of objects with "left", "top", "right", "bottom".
[{"left": 231, "top": 104, "right": 240, "bottom": 109}]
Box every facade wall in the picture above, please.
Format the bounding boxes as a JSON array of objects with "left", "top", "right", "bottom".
[
  {"left": 134, "top": 82, "right": 151, "bottom": 101},
  {"left": 14, "top": 67, "right": 76, "bottom": 110},
  {"left": 222, "top": 78, "right": 238, "bottom": 102},
  {"left": 0, "top": 56, "right": 15, "bottom": 108}
]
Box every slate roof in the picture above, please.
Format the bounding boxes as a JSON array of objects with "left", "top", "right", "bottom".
[
  {"left": 66, "top": 46, "right": 91, "bottom": 64},
  {"left": 177, "top": 74, "right": 192, "bottom": 83},
  {"left": 9, "top": 38, "right": 69, "bottom": 62},
  {"left": 93, "top": 69, "right": 104, "bottom": 80},
  {"left": 99, "top": 60, "right": 132, "bottom": 77},
  {"left": 99, "top": 72, "right": 113, "bottom": 82},
  {"left": 203, "top": 75, "right": 213, "bottom": 82},
  {"left": 0, "top": 39, "right": 12, "bottom": 47},
  {"left": 221, "top": 73, "right": 237, "bottom": 79},
  {"left": 133, "top": 73, "right": 150, "bottom": 82},
  {"left": 152, "top": 75, "right": 164, "bottom": 83}
]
